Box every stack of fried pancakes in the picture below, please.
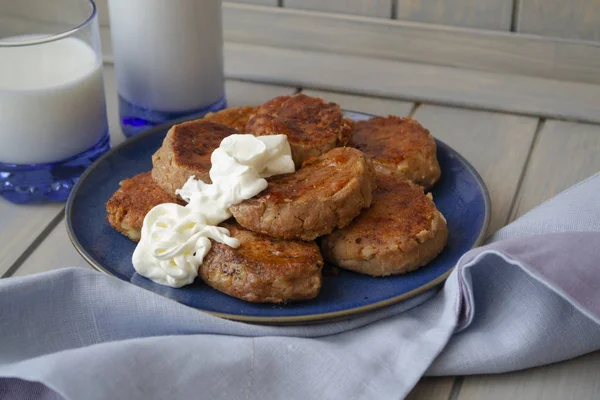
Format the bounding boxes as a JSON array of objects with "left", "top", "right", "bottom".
[{"left": 106, "top": 94, "right": 448, "bottom": 303}]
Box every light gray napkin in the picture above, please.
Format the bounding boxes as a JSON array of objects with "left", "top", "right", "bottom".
[{"left": 0, "top": 172, "right": 599, "bottom": 400}]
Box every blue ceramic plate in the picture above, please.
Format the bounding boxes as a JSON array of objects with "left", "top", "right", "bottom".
[{"left": 66, "top": 111, "right": 490, "bottom": 324}]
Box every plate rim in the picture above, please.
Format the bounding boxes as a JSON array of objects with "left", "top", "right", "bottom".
[{"left": 65, "top": 110, "right": 491, "bottom": 324}]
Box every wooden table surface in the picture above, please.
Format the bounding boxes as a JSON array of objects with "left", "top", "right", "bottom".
[{"left": 2, "top": 65, "right": 600, "bottom": 400}]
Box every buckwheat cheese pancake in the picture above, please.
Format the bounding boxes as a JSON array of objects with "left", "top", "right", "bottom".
[
  {"left": 106, "top": 172, "right": 184, "bottom": 242},
  {"left": 246, "top": 94, "right": 354, "bottom": 168},
  {"left": 320, "top": 174, "right": 448, "bottom": 276},
  {"left": 151, "top": 120, "right": 239, "bottom": 197},
  {"left": 230, "top": 147, "right": 376, "bottom": 241},
  {"left": 203, "top": 106, "right": 258, "bottom": 133},
  {"left": 200, "top": 221, "right": 323, "bottom": 303},
  {"left": 351, "top": 116, "right": 441, "bottom": 189}
]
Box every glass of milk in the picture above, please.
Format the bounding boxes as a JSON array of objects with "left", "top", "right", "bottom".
[
  {"left": 108, "top": 0, "right": 227, "bottom": 138},
  {"left": 0, "top": 0, "right": 109, "bottom": 204}
]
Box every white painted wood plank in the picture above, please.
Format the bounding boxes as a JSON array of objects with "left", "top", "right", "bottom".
[
  {"left": 301, "top": 89, "right": 414, "bottom": 116},
  {"left": 226, "top": 0, "right": 278, "bottom": 6},
  {"left": 395, "top": 0, "right": 512, "bottom": 31},
  {"left": 100, "top": 26, "right": 113, "bottom": 62},
  {"left": 225, "top": 80, "right": 297, "bottom": 106},
  {"left": 517, "top": 0, "right": 600, "bottom": 42},
  {"left": 14, "top": 220, "right": 91, "bottom": 277},
  {"left": 458, "top": 351, "right": 600, "bottom": 400},
  {"left": 0, "top": 2, "right": 91, "bottom": 26},
  {"left": 95, "top": 0, "right": 110, "bottom": 27},
  {"left": 223, "top": 43, "right": 600, "bottom": 125},
  {"left": 509, "top": 120, "right": 600, "bottom": 221},
  {"left": 284, "top": 0, "right": 392, "bottom": 18},
  {"left": 222, "top": 3, "right": 600, "bottom": 85},
  {"left": 102, "top": 66, "right": 125, "bottom": 146},
  {"left": 0, "top": 202, "right": 63, "bottom": 276},
  {"left": 406, "top": 377, "right": 455, "bottom": 400},
  {"left": 96, "top": 0, "right": 278, "bottom": 28},
  {"left": 412, "top": 105, "right": 538, "bottom": 235}
]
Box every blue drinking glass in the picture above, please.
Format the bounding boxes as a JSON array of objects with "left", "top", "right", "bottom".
[
  {"left": 0, "top": 0, "right": 110, "bottom": 204},
  {"left": 118, "top": 95, "right": 227, "bottom": 138}
]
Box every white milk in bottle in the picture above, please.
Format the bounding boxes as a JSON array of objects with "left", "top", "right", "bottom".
[{"left": 108, "top": 0, "right": 225, "bottom": 112}]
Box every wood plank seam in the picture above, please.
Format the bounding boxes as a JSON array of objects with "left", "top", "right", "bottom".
[
  {"left": 282, "top": 0, "right": 393, "bottom": 19},
  {"left": 299, "top": 88, "right": 414, "bottom": 119},
  {"left": 516, "top": 0, "right": 600, "bottom": 42},
  {"left": 227, "top": 78, "right": 302, "bottom": 96},
  {"left": 505, "top": 118, "right": 544, "bottom": 225},
  {"left": 510, "top": 0, "right": 520, "bottom": 32},
  {"left": 448, "top": 376, "right": 464, "bottom": 400},
  {"left": 514, "top": 0, "right": 523, "bottom": 32},
  {"left": 394, "top": 0, "right": 513, "bottom": 31},
  {"left": 299, "top": 84, "right": 418, "bottom": 105},
  {"left": 390, "top": 0, "right": 397, "bottom": 19},
  {"left": 409, "top": 103, "right": 422, "bottom": 117},
  {"left": 403, "top": 97, "right": 596, "bottom": 126},
  {"left": 1, "top": 209, "right": 65, "bottom": 278}
]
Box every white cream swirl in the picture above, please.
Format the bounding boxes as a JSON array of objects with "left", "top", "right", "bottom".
[{"left": 132, "top": 134, "right": 295, "bottom": 288}]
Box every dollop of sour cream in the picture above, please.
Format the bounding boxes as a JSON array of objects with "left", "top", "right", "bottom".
[{"left": 132, "top": 134, "right": 295, "bottom": 287}]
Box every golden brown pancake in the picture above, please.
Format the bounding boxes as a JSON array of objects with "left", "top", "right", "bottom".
[
  {"left": 246, "top": 94, "right": 354, "bottom": 168},
  {"left": 231, "top": 147, "right": 376, "bottom": 241},
  {"left": 203, "top": 106, "right": 258, "bottom": 133},
  {"left": 351, "top": 116, "right": 440, "bottom": 189},
  {"left": 151, "top": 120, "right": 239, "bottom": 197},
  {"left": 201, "top": 221, "right": 323, "bottom": 303},
  {"left": 106, "top": 172, "right": 184, "bottom": 241},
  {"left": 320, "top": 173, "right": 448, "bottom": 276}
]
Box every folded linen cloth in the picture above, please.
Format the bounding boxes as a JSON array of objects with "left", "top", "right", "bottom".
[{"left": 0, "top": 172, "right": 599, "bottom": 400}]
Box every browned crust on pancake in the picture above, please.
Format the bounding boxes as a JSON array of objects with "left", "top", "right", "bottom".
[
  {"left": 200, "top": 221, "right": 323, "bottom": 303},
  {"left": 230, "top": 147, "right": 376, "bottom": 241},
  {"left": 246, "top": 94, "right": 354, "bottom": 167},
  {"left": 351, "top": 116, "right": 441, "bottom": 189},
  {"left": 106, "top": 172, "right": 184, "bottom": 241},
  {"left": 151, "top": 120, "right": 239, "bottom": 197},
  {"left": 203, "top": 106, "right": 258, "bottom": 133},
  {"left": 320, "top": 174, "right": 448, "bottom": 276}
]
